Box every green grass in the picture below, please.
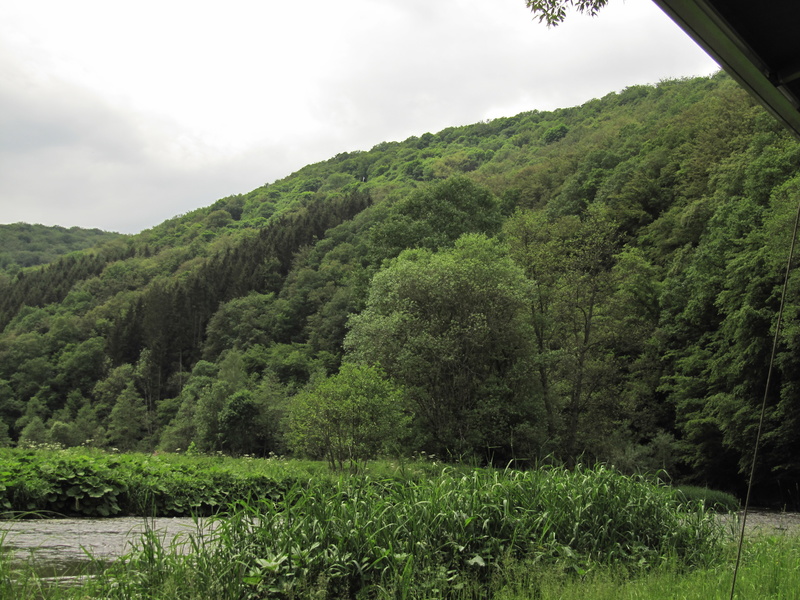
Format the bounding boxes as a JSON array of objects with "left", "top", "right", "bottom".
[
  {"left": 3, "top": 536, "right": 799, "bottom": 600},
  {"left": 0, "top": 447, "right": 460, "bottom": 518},
  {"left": 1, "top": 463, "right": 735, "bottom": 599},
  {"left": 493, "top": 534, "right": 800, "bottom": 599},
  {"left": 674, "top": 485, "right": 741, "bottom": 512}
]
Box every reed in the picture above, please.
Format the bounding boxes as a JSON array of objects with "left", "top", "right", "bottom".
[
  {"left": 674, "top": 485, "right": 740, "bottom": 512},
  {"left": 1, "top": 464, "right": 735, "bottom": 599},
  {"left": 493, "top": 534, "right": 800, "bottom": 599},
  {"left": 93, "top": 464, "right": 724, "bottom": 598}
]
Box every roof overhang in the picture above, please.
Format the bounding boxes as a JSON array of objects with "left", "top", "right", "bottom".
[{"left": 652, "top": 0, "right": 800, "bottom": 140}]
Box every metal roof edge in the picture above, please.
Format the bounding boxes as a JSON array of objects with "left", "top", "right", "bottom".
[{"left": 652, "top": 0, "right": 800, "bottom": 140}]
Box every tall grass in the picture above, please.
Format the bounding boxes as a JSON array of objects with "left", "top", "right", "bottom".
[
  {"left": 493, "top": 534, "right": 800, "bottom": 599},
  {"left": 74, "top": 464, "right": 724, "bottom": 599},
  {"left": 4, "top": 535, "right": 798, "bottom": 600},
  {"left": 674, "top": 485, "right": 740, "bottom": 512}
]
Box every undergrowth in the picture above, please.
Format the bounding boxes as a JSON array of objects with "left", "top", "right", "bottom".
[
  {"left": 0, "top": 463, "right": 731, "bottom": 599},
  {"left": 674, "top": 485, "right": 740, "bottom": 512},
  {"left": 0, "top": 447, "right": 326, "bottom": 517}
]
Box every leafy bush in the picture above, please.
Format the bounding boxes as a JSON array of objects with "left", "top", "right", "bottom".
[
  {"left": 542, "top": 123, "right": 568, "bottom": 144},
  {"left": 287, "top": 363, "right": 408, "bottom": 470},
  {"left": 0, "top": 454, "right": 726, "bottom": 599},
  {"left": 0, "top": 448, "right": 316, "bottom": 517},
  {"left": 229, "top": 464, "right": 723, "bottom": 598},
  {"left": 674, "top": 485, "right": 740, "bottom": 512}
]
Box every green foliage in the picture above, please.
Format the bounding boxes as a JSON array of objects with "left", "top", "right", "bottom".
[
  {"left": 0, "top": 223, "right": 125, "bottom": 273},
  {"left": 0, "top": 447, "right": 322, "bottom": 517},
  {"left": 492, "top": 535, "right": 800, "bottom": 600},
  {"left": 5, "top": 528, "right": 799, "bottom": 599},
  {"left": 525, "top": 0, "right": 609, "bottom": 26},
  {"left": 367, "top": 176, "right": 503, "bottom": 261},
  {"left": 218, "top": 388, "right": 273, "bottom": 456},
  {"left": 287, "top": 363, "right": 407, "bottom": 470},
  {"left": 347, "top": 234, "right": 542, "bottom": 462},
  {"left": 542, "top": 122, "right": 569, "bottom": 144},
  {"left": 503, "top": 207, "right": 622, "bottom": 460},
  {"left": 17, "top": 416, "right": 48, "bottom": 447},
  {"left": 202, "top": 292, "right": 288, "bottom": 361},
  {"left": 26, "top": 463, "right": 722, "bottom": 599},
  {"left": 1, "top": 72, "right": 800, "bottom": 503},
  {"left": 674, "top": 485, "right": 740, "bottom": 512},
  {"left": 106, "top": 383, "right": 149, "bottom": 452},
  {"left": 228, "top": 466, "right": 721, "bottom": 598},
  {"left": 0, "top": 449, "right": 125, "bottom": 516}
]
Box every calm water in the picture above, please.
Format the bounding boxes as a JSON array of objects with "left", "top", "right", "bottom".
[{"left": 0, "top": 517, "right": 205, "bottom": 579}]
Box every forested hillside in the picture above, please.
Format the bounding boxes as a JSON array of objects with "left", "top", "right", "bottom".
[
  {"left": 2, "top": 72, "right": 799, "bottom": 505},
  {"left": 0, "top": 224, "right": 125, "bottom": 273}
]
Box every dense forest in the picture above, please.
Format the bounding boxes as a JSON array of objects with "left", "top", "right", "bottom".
[
  {"left": 1, "top": 72, "right": 799, "bottom": 505},
  {"left": 0, "top": 224, "right": 125, "bottom": 273}
]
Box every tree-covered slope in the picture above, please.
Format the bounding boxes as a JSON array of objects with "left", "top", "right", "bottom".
[
  {"left": 0, "top": 223, "right": 126, "bottom": 273},
  {"left": 1, "top": 72, "right": 799, "bottom": 505}
]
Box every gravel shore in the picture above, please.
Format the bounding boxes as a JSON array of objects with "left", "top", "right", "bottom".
[{"left": 720, "top": 509, "right": 800, "bottom": 536}]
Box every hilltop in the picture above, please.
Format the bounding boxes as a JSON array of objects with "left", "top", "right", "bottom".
[{"left": 0, "top": 223, "right": 126, "bottom": 273}]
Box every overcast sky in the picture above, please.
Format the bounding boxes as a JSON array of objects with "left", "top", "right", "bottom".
[{"left": 0, "top": 0, "right": 718, "bottom": 234}]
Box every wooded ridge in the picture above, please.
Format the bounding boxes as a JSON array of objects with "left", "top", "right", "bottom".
[{"left": 1, "top": 72, "right": 798, "bottom": 506}]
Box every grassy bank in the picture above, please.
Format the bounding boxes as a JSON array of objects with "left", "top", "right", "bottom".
[
  {"left": 0, "top": 447, "right": 740, "bottom": 519},
  {"left": 0, "top": 446, "right": 334, "bottom": 517},
  {"left": 1, "top": 461, "right": 735, "bottom": 599},
  {"left": 4, "top": 535, "right": 798, "bottom": 599},
  {"left": 495, "top": 534, "right": 800, "bottom": 599}
]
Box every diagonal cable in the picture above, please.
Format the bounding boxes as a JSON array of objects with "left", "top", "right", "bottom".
[{"left": 729, "top": 194, "right": 800, "bottom": 600}]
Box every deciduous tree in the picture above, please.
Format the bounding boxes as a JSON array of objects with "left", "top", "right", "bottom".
[
  {"left": 287, "top": 363, "right": 406, "bottom": 470},
  {"left": 525, "top": 0, "right": 609, "bottom": 26},
  {"left": 346, "top": 234, "right": 542, "bottom": 462}
]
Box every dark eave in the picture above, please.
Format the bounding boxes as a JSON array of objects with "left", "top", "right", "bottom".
[{"left": 652, "top": 0, "right": 800, "bottom": 140}]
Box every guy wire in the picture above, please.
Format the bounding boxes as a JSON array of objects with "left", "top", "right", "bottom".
[{"left": 729, "top": 193, "right": 800, "bottom": 600}]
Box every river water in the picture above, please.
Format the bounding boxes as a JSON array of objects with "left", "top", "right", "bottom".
[{"left": 0, "top": 517, "right": 206, "bottom": 580}]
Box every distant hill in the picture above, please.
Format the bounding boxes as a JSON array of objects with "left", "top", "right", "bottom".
[
  {"left": 1, "top": 72, "right": 798, "bottom": 505},
  {"left": 0, "top": 223, "right": 126, "bottom": 272}
]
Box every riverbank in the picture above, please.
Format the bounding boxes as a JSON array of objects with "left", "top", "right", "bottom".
[
  {"left": 5, "top": 448, "right": 775, "bottom": 598},
  {"left": 1, "top": 447, "right": 740, "bottom": 519},
  {"left": 2, "top": 463, "right": 728, "bottom": 599},
  {"left": 0, "top": 516, "right": 204, "bottom": 580},
  {"left": 3, "top": 509, "right": 795, "bottom": 584},
  {"left": 722, "top": 509, "right": 800, "bottom": 536},
  {"left": 0, "top": 447, "right": 335, "bottom": 518}
]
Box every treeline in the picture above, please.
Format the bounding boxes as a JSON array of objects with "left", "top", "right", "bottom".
[
  {"left": 0, "top": 223, "right": 125, "bottom": 274},
  {"left": 1, "top": 72, "right": 799, "bottom": 505}
]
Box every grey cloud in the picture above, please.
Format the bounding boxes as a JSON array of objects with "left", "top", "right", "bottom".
[
  {"left": 310, "top": 2, "right": 716, "bottom": 152},
  {"left": 0, "top": 0, "right": 717, "bottom": 233},
  {"left": 0, "top": 57, "right": 144, "bottom": 160},
  {"left": 0, "top": 50, "right": 282, "bottom": 233}
]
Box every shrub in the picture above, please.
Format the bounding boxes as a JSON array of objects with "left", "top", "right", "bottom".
[{"left": 675, "top": 485, "right": 740, "bottom": 512}]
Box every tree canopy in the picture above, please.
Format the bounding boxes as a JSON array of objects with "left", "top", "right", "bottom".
[
  {"left": 525, "top": 0, "right": 609, "bottom": 26},
  {"left": 346, "top": 234, "right": 542, "bottom": 462}
]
